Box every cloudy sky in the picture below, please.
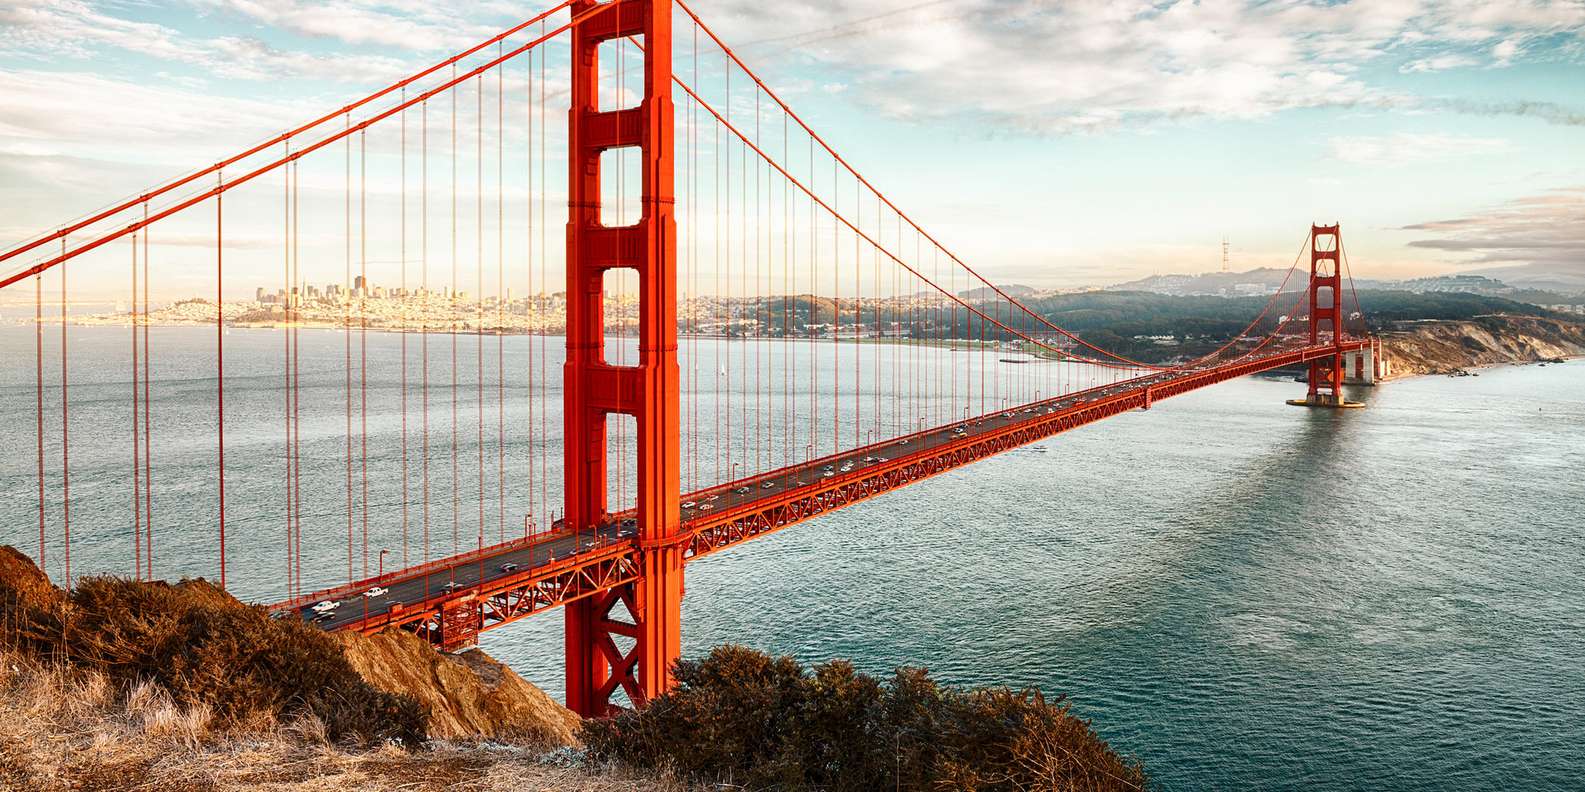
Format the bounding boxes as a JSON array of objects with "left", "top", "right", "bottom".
[{"left": 2, "top": 0, "right": 1582, "bottom": 294}]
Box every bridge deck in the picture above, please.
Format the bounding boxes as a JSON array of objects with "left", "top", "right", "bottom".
[{"left": 274, "top": 340, "right": 1367, "bottom": 640}]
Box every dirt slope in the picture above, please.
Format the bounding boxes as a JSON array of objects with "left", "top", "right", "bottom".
[{"left": 337, "top": 629, "right": 581, "bottom": 745}]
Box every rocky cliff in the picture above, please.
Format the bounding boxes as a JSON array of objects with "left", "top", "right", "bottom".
[{"left": 1381, "top": 315, "right": 1585, "bottom": 377}]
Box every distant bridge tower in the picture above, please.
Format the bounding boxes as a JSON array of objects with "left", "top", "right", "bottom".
[
  {"left": 1290, "top": 224, "right": 1363, "bottom": 408},
  {"left": 563, "top": 0, "right": 683, "bottom": 716}
]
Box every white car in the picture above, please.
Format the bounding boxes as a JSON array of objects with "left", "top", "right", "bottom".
[
  {"left": 362, "top": 586, "right": 388, "bottom": 598},
  {"left": 698, "top": 503, "right": 715, "bottom": 511},
  {"left": 761, "top": 481, "right": 777, "bottom": 489},
  {"left": 681, "top": 501, "right": 697, "bottom": 509},
  {"left": 500, "top": 562, "right": 519, "bottom": 573},
  {"left": 311, "top": 600, "right": 340, "bottom": 614},
  {"left": 441, "top": 581, "right": 464, "bottom": 592},
  {"left": 734, "top": 486, "right": 751, "bottom": 494}
]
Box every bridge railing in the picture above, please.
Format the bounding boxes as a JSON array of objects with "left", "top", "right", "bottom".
[{"left": 268, "top": 517, "right": 623, "bottom": 612}]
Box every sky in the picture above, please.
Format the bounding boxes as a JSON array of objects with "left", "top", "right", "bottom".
[{"left": 1, "top": 0, "right": 1583, "bottom": 297}]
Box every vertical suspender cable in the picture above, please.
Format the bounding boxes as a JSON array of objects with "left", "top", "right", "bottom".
[
  {"left": 216, "top": 179, "right": 226, "bottom": 591},
  {"left": 422, "top": 99, "right": 431, "bottom": 565},
  {"left": 452, "top": 67, "right": 460, "bottom": 559},
  {"left": 131, "top": 231, "right": 141, "bottom": 578},
  {"left": 496, "top": 47, "right": 505, "bottom": 543},
  {"left": 361, "top": 130, "right": 370, "bottom": 579},
  {"left": 291, "top": 163, "right": 301, "bottom": 594},
  {"left": 529, "top": 51, "right": 542, "bottom": 532},
  {"left": 538, "top": 22, "right": 548, "bottom": 524},
  {"left": 143, "top": 205, "right": 154, "bottom": 580},
  {"left": 58, "top": 240, "right": 71, "bottom": 586},
  {"left": 402, "top": 92, "right": 411, "bottom": 568},
  {"left": 345, "top": 117, "right": 355, "bottom": 584},
  {"left": 282, "top": 146, "right": 292, "bottom": 592},
  {"left": 477, "top": 73, "right": 486, "bottom": 549},
  {"left": 36, "top": 261, "right": 45, "bottom": 571}
]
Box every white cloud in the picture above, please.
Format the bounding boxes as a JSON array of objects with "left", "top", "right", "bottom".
[
  {"left": 1400, "top": 53, "right": 1479, "bottom": 72},
  {"left": 0, "top": 0, "right": 452, "bottom": 82},
  {"left": 1326, "top": 133, "right": 1510, "bottom": 165},
  {"left": 700, "top": 0, "right": 1585, "bottom": 132},
  {"left": 1403, "top": 187, "right": 1585, "bottom": 276},
  {"left": 186, "top": 0, "right": 513, "bottom": 52}
]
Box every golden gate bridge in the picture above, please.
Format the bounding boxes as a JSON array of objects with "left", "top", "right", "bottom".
[{"left": 0, "top": 0, "right": 1382, "bottom": 717}]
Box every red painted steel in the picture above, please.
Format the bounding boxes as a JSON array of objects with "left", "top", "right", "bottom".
[
  {"left": 1, "top": 0, "right": 1383, "bottom": 719},
  {"left": 1305, "top": 225, "right": 1347, "bottom": 405},
  {"left": 563, "top": 0, "right": 682, "bottom": 717},
  {"left": 305, "top": 338, "right": 1369, "bottom": 645}
]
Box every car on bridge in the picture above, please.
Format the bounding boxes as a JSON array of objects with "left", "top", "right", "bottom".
[
  {"left": 363, "top": 586, "right": 388, "bottom": 598},
  {"left": 500, "top": 562, "right": 519, "bottom": 573},
  {"left": 311, "top": 600, "right": 339, "bottom": 614}
]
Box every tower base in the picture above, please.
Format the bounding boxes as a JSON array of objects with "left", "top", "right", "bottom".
[{"left": 1286, "top": 397, "right": 1364, "bottom": 409}]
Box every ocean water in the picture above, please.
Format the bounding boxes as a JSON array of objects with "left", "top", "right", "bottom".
[{"left": 2, "top": 325, "right": 1581, "bottom": 790}]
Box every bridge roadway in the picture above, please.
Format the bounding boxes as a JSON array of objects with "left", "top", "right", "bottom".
[{"left": 274, "top": 339, "right": 1367, "bottom": 639}]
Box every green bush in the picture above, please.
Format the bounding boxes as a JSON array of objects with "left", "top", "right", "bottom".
[{"left": 583, "top": 645, "right": 1148, "bottom": 791}]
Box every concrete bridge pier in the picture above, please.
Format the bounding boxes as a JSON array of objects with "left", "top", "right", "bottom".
[{"left": 1343, "top": 338, "right": 1389, "bottom": 385}]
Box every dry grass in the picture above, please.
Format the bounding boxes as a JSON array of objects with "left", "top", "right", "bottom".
[
  {"left": 0, "top": 649, "right": 696, "bottom": 792},
  {"left": 0, "top": 548, "right": 424, "bottom": 745}
]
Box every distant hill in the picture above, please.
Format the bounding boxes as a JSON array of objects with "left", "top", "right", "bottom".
[
  {"left": 958, "top": 284, "right": 1036, "bottom": 300},
  {"left": 1465, "top": 263, "right": 1585, "bottom": 295},
  {"left": 1106, "top": 268, "right": 1294, "bottom": 297},
  {"left": 1109, "top": 268, "right": 1585, "bottom": 305}
]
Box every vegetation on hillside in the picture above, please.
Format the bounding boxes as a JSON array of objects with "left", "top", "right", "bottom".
[
  {"left": 1009, "top": 289, "right": 1566, "bottom": 363},
  {"left": 2, "top": 548, "right": 1148, "bottom": 790},
  {"left": 0, "top": 546, "right": 424, "bottom": 745},
  {"left": 0, "top": 647, "right": 695, "bottom": 792},
  {"left": 584, "top": 644, "right": 1149, "bottom": 791}
]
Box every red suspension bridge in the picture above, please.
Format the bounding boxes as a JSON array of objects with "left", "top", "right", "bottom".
[{"left": 2, "top": 0, "right": 1382, "bottom": 717}]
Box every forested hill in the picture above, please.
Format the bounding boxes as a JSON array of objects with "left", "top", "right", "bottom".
[{"left": 1021, "top": 289, "right": 1565, "bottom": 364}]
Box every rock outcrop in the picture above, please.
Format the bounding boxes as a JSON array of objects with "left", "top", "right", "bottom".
[
  {"left": 1381, "top": 315, "right": 1585, "bottom": 377},
  {"left": 338, "top": 628, "right": 581, "bottom": 745}
]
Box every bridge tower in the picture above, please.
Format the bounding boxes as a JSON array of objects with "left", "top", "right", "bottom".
[
  {"left": 1289, "top": 224, "right": 1362, "bottom": 408},
  {"left": 563, "top": 0, "right": 683, "bottom": 716}
]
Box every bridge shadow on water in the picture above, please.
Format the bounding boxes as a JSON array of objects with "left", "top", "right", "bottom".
[{"left": 1042, "top": 381, "right": 1415, "bottom": 786}]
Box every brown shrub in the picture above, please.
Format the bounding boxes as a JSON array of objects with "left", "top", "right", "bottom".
[
  {"left": 0, "top": 548, "right": 424, "bottom": 746},
  {"left": 583, "top": 645, "right": 1150, "bottom": 792}
]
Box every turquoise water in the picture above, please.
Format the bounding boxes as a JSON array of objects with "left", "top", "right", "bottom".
[
  {"left": 483, "top": 357, "right": 1585, "bottom": 790},
  {"left": 2, "top": 325, "right": 1581, "bottom": 789}
]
